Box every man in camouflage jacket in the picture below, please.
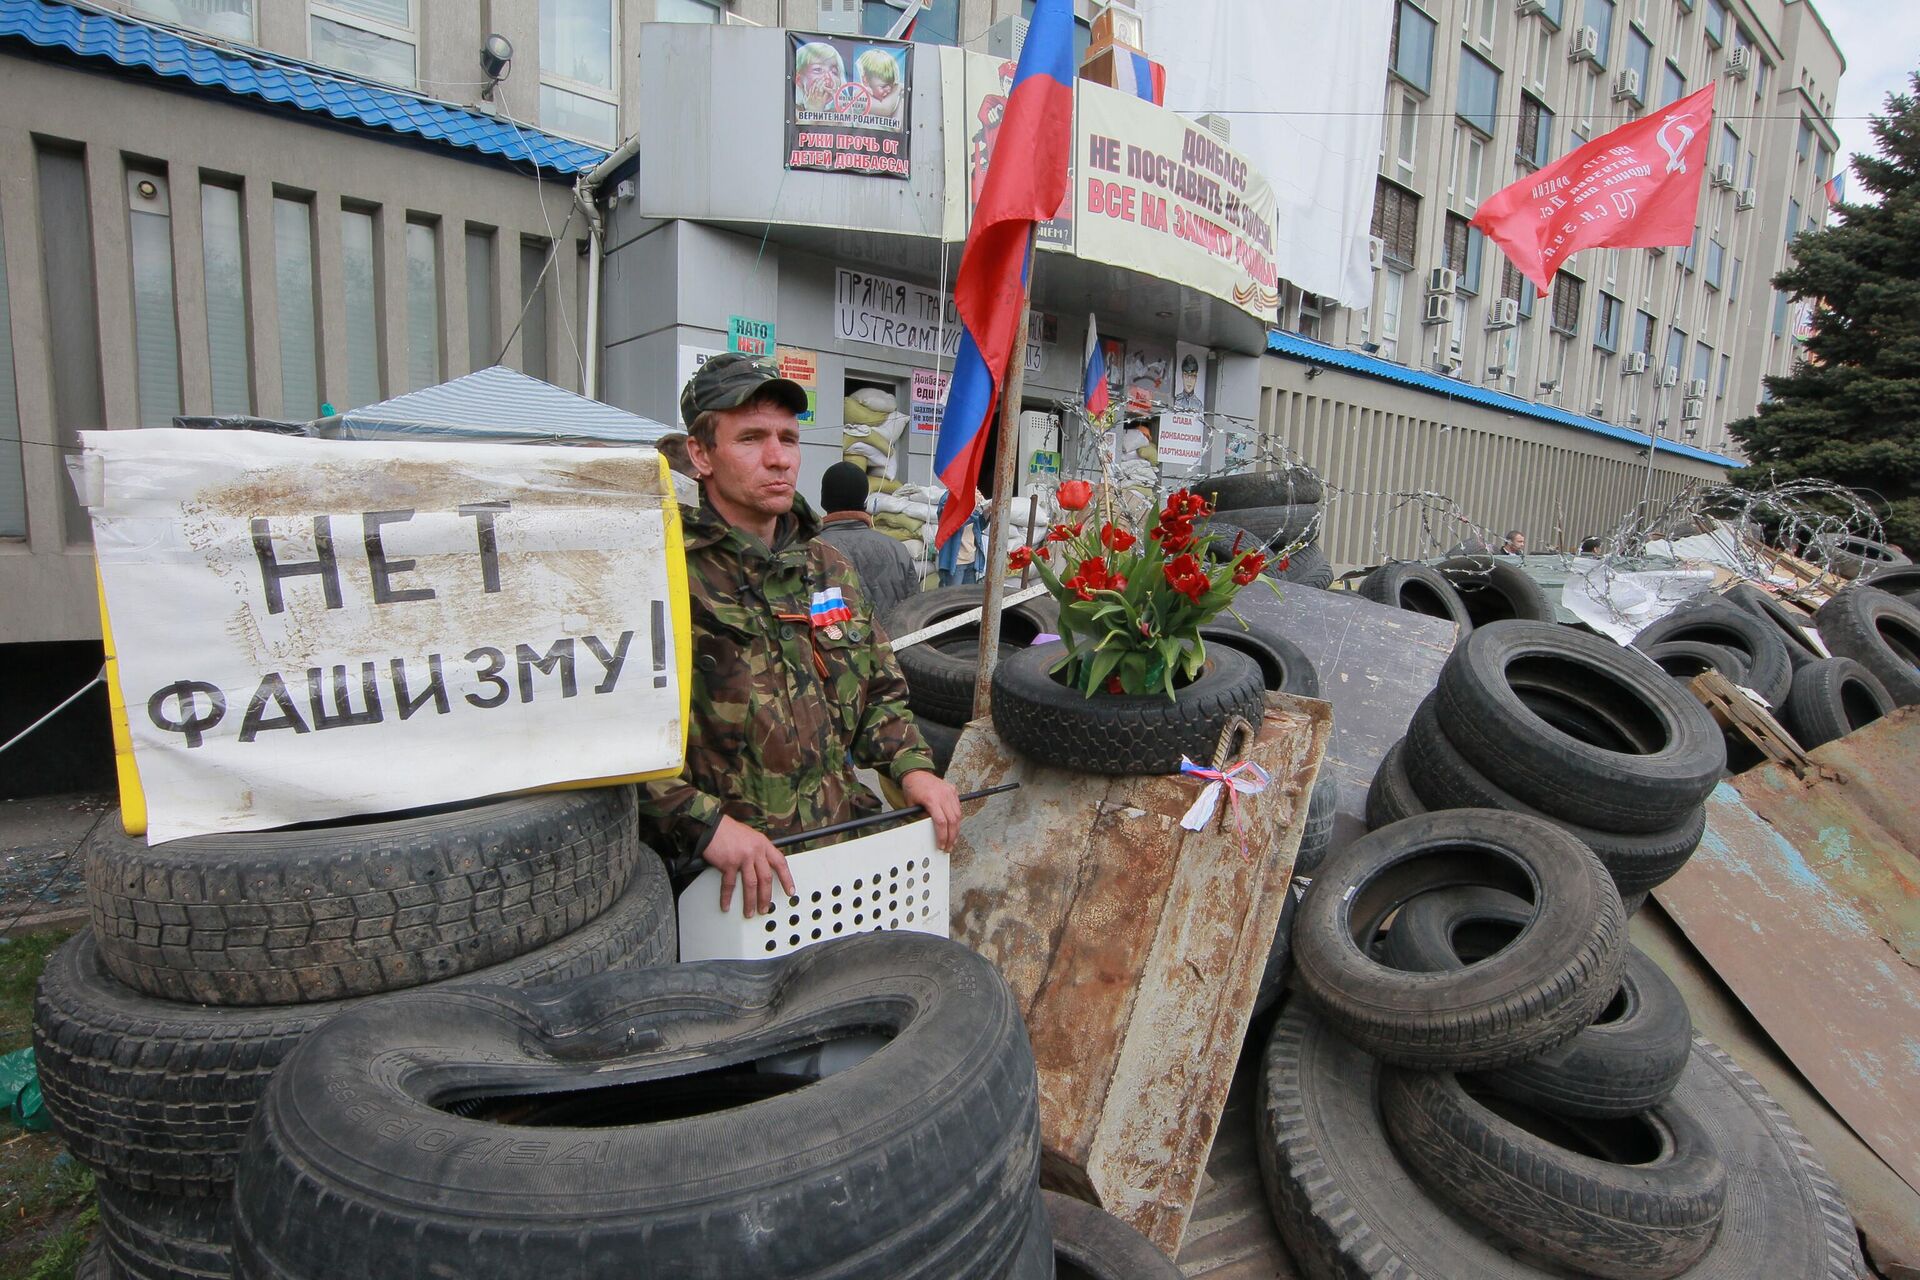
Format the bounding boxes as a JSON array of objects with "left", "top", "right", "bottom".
[{"left": 640, "top": 354, "right": 962, "bottom": 916}]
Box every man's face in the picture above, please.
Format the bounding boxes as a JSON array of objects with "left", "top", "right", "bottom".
[
  {"left": 689, "top": 401, "right": 802, "bottom": 527},
  {"left": 1510, "top": 533, "right": 1527, "bottom": 552}
]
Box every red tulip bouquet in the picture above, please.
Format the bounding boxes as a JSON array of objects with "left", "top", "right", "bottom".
[{"left": 1012, "top": 480, "right": 1281, "bottom": 699}]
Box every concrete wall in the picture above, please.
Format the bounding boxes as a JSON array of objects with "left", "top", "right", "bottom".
[
  {"left": 1260, "top": 354, "right": 1726, "bottom": 569},
  {"left": 0, "top": 53, "right": 588, "bottom": 644}
]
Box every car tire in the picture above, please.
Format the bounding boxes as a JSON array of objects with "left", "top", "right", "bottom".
[
  {"left": 1293, "top": 771, "right": 1338, "bottom": 875},
  {"left": 1199, "top": 624, "right": 1319, "bottom": 699},
  {"left": 1044, "top": 1190, "right": 1183, "bottom": 1280},
  {"left": 1434, "top": 622, "right": 1725, "bottom": 834},
  {"left": 34, "top": 854, "right": 675, "bottom": 1196},
  {"left": 231, "top": 934, "right": 1045, "bottom": 1280},
  {"left": 84, "top": 788, "right": 642, "bottom": 1007},
  {"left": 1195, "top": 469, "right": 1324, "bottom": 510},
  {"left": 1251, "top": 880, "right": 1303, "bottom": 1020},
  {"left": 97, "top": 1178, "right": 234, "bottom": 1280},
  {"left": 1721, "top": 584, "right": 1824, "bottom": 670},
  {"left": 1643, "top": 640, "right": 1751, "bottom": 685},
  {"left": 1822, "top": 535, "right": 1911, "bottom": 580},
  {"left": 1783, "top": 657, "right": 1896, "bottom": 750},
  {"left": 990, "top": 642, "right": 1266, "bottom": 775},
  {"left": 1633, "top": 603, "right": 1793, "bottom": 708},
  {"left": 1275, "top": 542, "right": 1336, "bottom": 589},
  {"left": 1383, "top": 888, "right": 1693, "bottom": 1118},
  {"left": 887, "top": 586, "right": 1060, "bottom": 727},
  {"left": 1844, "top": 564, "right": 1920, "bottom": 606},
  {"left": 1364, "top": 740, "right": 1427, "bottom": 830},
  {"left": 1218, "top": 503, "right": 1321, "bottom": 549},
  {"left": 1401, "top": 699, "right": 1707, "bottom": 897},
  {"left": 1257, "top": 1006, "right": 1867, "bottom": 1280},
  {"left": 1379, "top": 1065, "right": 1727, "bottom": 1279},
  {"left": 1357, "top": 562, "right": 1474, "bottom": 634},
  {"left": 1434, "top": 557, "right": 1556, "bottom": 626},
  {"left": 1291, "top": 809, "right": 1626, "bottom": 1071},
  {"left": 1814, "top": 586, "right": 1920, "bottom": 706}
]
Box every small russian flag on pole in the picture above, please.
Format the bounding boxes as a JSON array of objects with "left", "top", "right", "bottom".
[
  {"left": 1113, "top": 49, "right": 1166, "bottom": 106},
  {"left": 1824, "top": 171, "right": 1846, "bottom": 206},
  {"left": 1083, "top": 313, "right": 1109, "bottom": 418}
]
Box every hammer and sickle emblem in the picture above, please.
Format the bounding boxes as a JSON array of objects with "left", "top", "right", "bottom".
[{"left": 1657, "top": 113, "right": 1697, "bottom": 174}]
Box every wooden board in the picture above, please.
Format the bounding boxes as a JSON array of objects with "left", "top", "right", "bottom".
[{"left": 946, "top": 692, "right": 1332, "bottom": 1254}]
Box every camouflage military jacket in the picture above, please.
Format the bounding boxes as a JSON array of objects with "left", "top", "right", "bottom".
[{"left": 637, "top": 492, "right": 934, "bottom": 876}]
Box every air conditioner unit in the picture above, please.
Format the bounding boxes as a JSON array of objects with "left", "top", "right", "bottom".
[
  {"left": 1194, "top": 113, "right": 1232, "bottom": 143},
  {"left": 1682, "top": 396, "right": 1706, "bottom": 421},
  {"left": 1660, "top": 365, "right": 1681, "bottom": 388},
  {"left": 1568, "top": 25, "right": 1600, "bottom": 63},
  {"left": 1685, "top": 378, "right": 1709, "bottom": 399},
  {"left": 969, "top": 16, "right": 1028, "bottom": 58},
  {"left": 1711, "top": 162, "right": 1735, "bottom": 189},
  {"left": 813, "top": 0, "right": 858, "bottom": 35},
  {"left": 1516, "top": 0, "right": 1547, "bottom": 14},
  {"left": 1623, "top": 351, "right": 1648, "bottom": 375},
  {"left": 1613, "top": 68, "right": 1641, "bottom": 100},
  {"left": 1736, "top": 187, "right": 1757, "bottom": 211},
  {"left": 1726, "top": 47, "right": 1752, "bottom": 79},
  {"left": 1485, "top": 297, "right": 1520, "bottom": 330},
  {"left": 1368, "top": 236, "right": 1386, "bottom": 271},
  {"left": 1427, "top": 267, "right": 1458, "bottom": 295},
  {"left": 1423, "top": 293, "right": 1455, "bottom": 326}
]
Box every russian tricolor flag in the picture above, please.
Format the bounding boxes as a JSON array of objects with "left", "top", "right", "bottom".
[
  {"left": 1113, "top": 49, "right": 1166, "bottom": 106},
  {"left": 933, "top": 0, "right": 1076, "bottom": 549},
  {"left": 1824, "top": 171, "right": 1846, "bottom": 206},
  {"left": 1083, "top": 313, "right": 1109, "bottom": 418}
]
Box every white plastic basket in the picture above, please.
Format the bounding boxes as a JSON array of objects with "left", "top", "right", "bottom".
[{"left": 677, "top": 818, "right": 948, "bottom": 962}]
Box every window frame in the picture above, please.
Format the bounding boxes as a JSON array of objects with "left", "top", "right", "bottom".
[
  {"left": 1661, "top": 60, "right": 1686, "bottom": 106},
  {"left": 1550, "top": 272, "right": 1583, "bottom": 336},
  {"left": 1392, "top": 1, "right": 1440, "bottom": 95},
  {"left": 1517, "top": 92, "right": 1554, "bottom": 169},
  {"left": 539, "top": 0, "right": 621, "bottom": 146},
  {"left": 1456, "top": 45, "right": 1501, "bottom": 137},
  {"left": 1594, "top": 290, "right": 1621, "bottom": 351},
  {"left": 129, "top": 0, "right": 257, "bottom": 41},
  {"left": 310, "top": 0, "right": 417, "bottom": 86},
  {"left": 1582, "top": 0, "right": 1615, "bottom": 70},
  {"left": 1623, "top": 24, "right": 1652, "bottom": 102}
]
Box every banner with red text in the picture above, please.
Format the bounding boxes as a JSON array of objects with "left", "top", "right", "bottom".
[
  {"left": 1072, "top": 80, "right": 1280, "bottom": 321},
  {"left": 787, "top": 33, "right": 913, "bottom": 179}
]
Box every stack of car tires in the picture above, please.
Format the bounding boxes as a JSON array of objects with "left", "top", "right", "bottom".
[
  {"left": 1193, "top": 466, "right": 1335, "bottom": 589},
  {"left": 226, "top": 931, "right": 1059, "bottom": 1279},
  {"left": 885, "top": 584, "right": 1061, "bottom": 774},
  {"left": 1367, "top": 621, "right": 1726, "bottom": 911},
  {"left": 1354, "top": 560, "right": 1475, "bottom": 633},
  {"left": 1261, "top": 809, "right": 1866, "bottom": 1280},
  {"left": 34, "top": 788, "right": 676, "bottom": 1280}
]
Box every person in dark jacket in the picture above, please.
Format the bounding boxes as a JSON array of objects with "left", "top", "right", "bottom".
[{"left": 817, "top": 461, "right": 922, "bottom": 620}]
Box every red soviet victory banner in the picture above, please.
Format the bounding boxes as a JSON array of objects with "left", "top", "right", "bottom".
[{"left": 1474, "top": 84, "right": 1716, "bottom": 293}]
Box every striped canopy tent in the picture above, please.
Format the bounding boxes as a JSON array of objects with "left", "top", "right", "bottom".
[{"left": 316, "top": 366, "right": 674, "bottom": 445}]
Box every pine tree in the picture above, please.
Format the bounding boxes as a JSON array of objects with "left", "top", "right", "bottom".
[{"left": 1729, "top": 70, "right": 1920, "bottom": 548}]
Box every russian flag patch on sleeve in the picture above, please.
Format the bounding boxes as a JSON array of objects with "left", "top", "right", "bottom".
[{"left": 810, "top": 588, "right": 854, "bottom": 627}]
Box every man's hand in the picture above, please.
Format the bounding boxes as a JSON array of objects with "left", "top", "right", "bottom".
[
  {"left": 901, "top": 770, "right": 963, "bottom": 851},
  {"left": 705, "top": 815, "right": 796, "bottom": 918}
]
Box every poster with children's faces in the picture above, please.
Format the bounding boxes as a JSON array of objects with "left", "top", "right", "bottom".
[{"left": 787, "top": 34, "right": 912, "bottom": 179}]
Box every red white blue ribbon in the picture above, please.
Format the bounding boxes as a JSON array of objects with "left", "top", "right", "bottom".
[{"left": 1178, "top": 756, "right": 1271, "bottom": 857}]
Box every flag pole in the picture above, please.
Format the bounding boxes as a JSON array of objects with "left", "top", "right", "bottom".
[{"left": 971, "top": 238, "right": 1038, "bottom": 721}]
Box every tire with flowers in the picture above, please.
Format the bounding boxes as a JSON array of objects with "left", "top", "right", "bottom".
[
  {"left": 991, "top": 642, "right": 1266, "bottom": 775},
  {"left": 886, "top": 585, "right": 1060, "bottom": 727}
]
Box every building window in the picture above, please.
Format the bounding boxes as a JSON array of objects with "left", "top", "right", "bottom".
[
  {"left": 1595, "top": 291, "right": 1621, "bottom": 350},
  {"left": 1797, "top": 119, "right": 1813, "bottom": 162},
  {"left": 1814, "top": 143, "right": 1832, "bottom": 186},
  {"left": 1372, "top": 178, "right": 1420, "bottom": 269},
  {"left": 1446, "top": 214, "right": 1471, "bottom": 279},
  {"left": 1633, "top": 308, "right": 1655, "bottom": 355},
  {"left": 466, "top": 226, "right": 498, "bottom": 372},
  {"left": 1583, "top": 0, "right": 1614, "bottom": 68},
  {"left": 520, "top": 237, "right": 551, "bottom": 382},
  {"left": 1786, "top": 198, "right": 1801, "bottom": 243},
  {"left": 1755, "top": 56, "right": 1770, "bottom": 102},
  {"left": 540, "top": 0, "right": 618, "bottom": 146},
  {"left": 882, "top": 0, "right": 965, "bottom": 46},
  {"left": 1718, "top": 353, "right": 1730, "bottom": 399},
  {"left": 201, "top": 182, "right": 252, "bottom": 416},
  {"left": 127, "top": 169, "right": 182, "bottom": 430},
  {"left": 37, "top": 144, "right": 105, "bottom": 543},
  {"left": 1472, "top": 0, "right": 1497, "bottom": 45},
  {"left": 405, "top": 219, "right": 440, "bottom": 391},
  {"left": 1704, "top": 0, "right": 1727, "bottom": 45},
  {"left": 0, "top": 202, "right": 23, "bottom": 539},
  {"left": 1665, "top": 326, "right": 1687, "bottom": 380},
  {"left": 130, "top": 0, "right": 254, "bottom": 40},
  {"left": 1464, "top": 225, "right": 1486, "bottom": 293},
  {"left": 1718, "top": 123, "right": 1739, "bottom": 170},
  {"left": 1393, "top": 2, "right": 1438, "bottom": 93},
  {"left": 1551, "top": 274, "right": 1582, "bottom": 335},
  {"left": 1394, "top": 92, "right": 1420, "bottom": 178},
  {"left": 1450, "top": 127, "right": 1486, "bottom": 208},
  {"left": 1705, "top": 238, "right": 1725, "bottom": 289},
  {"left": 273, "top": 194, "right": 320, "bottom": 419},
  {"left": 1538, "top": 0, "right": 1565, "bottom": 23},
  {"left": 1730, "top": 255, "right": 1743, "bottom": 302},
  {"left": 1457, "top": 47, "right": 1500, "bottom": 135},
  {"left": 1772, "top": 290, "right": 1788, "bottom": 336},
  {"left": 1661, "top": 61, "right": 1686, "bottom": 106},
  {"left": 1624, "top": 26, "right": 1651, "bottom": 101},
  {"left": 1517, "top": 94, "right": 1553, "bottom": 169},
  {"left": 1504, "top": 257, "right": 1536, "bottom": 318},
  {"left": 1692, "top": 340, "right": 1712, "bottom": 387},
  {"left": 1378, "top": 268, "right": 1407, "bottom": 361},
  {"left": 659, "top": 0, "right": 722, "bottom": 20},
  {"left": 340, "top": 205, "right": 383, "bottom": 409},
  {"left": 311, "top": 1, "right": 415, "bottom": 88}
]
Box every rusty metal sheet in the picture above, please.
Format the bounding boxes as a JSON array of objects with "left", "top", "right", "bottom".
[
  {"left": 1656, "top": 775, "right": 1920, "bottom": 1201},
  {"left": 946, "top": 693, "right": 1332, "bottom": 1255},
  {"left": 1230, "top": 584, "right": 1455, "bottom": 858}
]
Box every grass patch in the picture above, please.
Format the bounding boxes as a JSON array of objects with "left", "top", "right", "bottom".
[{"left": 0, "top": 930, "right": 92, "bottom": 1280}]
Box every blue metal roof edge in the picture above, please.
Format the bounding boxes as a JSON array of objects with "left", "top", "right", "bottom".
[
  {"left": 0, "top": 0, "right": 609, "bottom": 176},
  {"left": 1264, "top": 330, "right": 1743, "bottom": 470}
]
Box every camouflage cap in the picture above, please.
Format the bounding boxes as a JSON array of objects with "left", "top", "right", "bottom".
[{"left": 679, "top": 353, "right": 809, "bottom": 427}]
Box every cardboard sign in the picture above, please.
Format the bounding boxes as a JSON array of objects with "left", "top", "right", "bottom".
[
  {"left": 911, "top": 368, "right": 949, "bottom": 436},
  {"left": 77, "top": 429, "right": 689, "bottom": 842}
]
